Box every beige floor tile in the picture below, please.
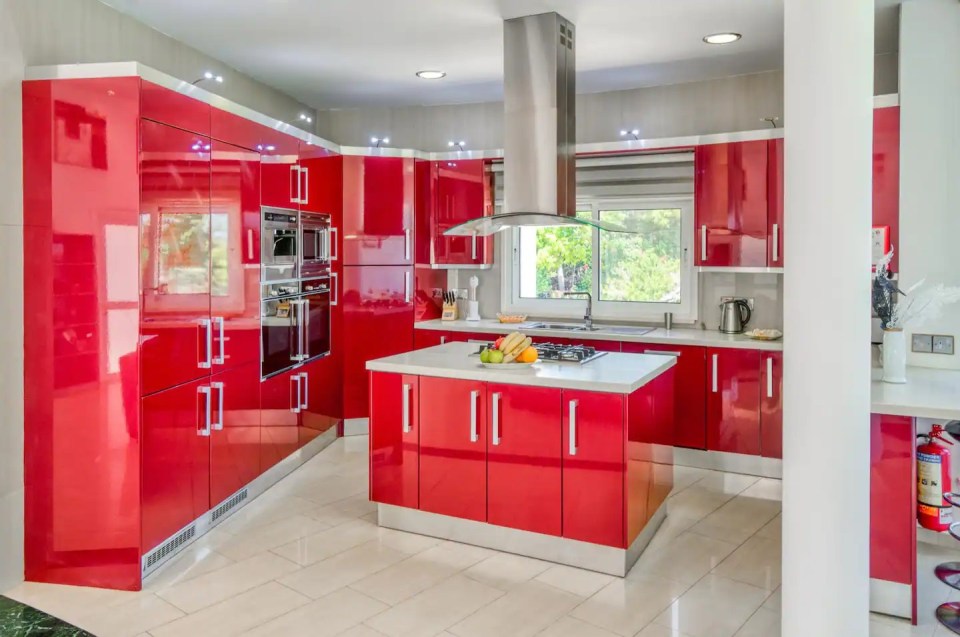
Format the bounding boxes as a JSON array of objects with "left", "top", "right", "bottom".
[
  {"left": 144, "top": 545, "right": 235, "bottom": 593},
  {"left": 667, "top": 486, "right": 737, "bottom": 522},
  {"left": 339, "top": 625, "right": 390, "bottom": 637},
  {"left": 754, "top": 513, "right": 781, "bottom": 539},
  {"left": 537, "top": 616, "right": 622, "bottom": 637},
  {"left": 693, "top": 471, "right": 759, "bottom": 495},
  {"left": 739, "top": 478, "right": 782, "bottom": 502},
  {"left": 364, "top": 574, "right": 504, "bottom": 637},
  {"left": 4, "top": 582, "right": 150, "bottom": 627},
  {"left": 215, "top": 494, "right": 320, "bottom": 535},
  {"left": 448, "top": 580, "right": 581, "bottom": 637},
  {"left": 241, "top": 587, "right": 388, "bottom": 637},
  {"left": 156, "top": 551, "right": 300, "bottom": 613},
  {"left": 733, "top": 607, "right": 780, "bottom": 636},
  {"left": 73, "top": 593, "right": 184, "bottom": 637},
  {"left": 461, "top": 552, "right": 551, "bottom": 591},
  {"left": 872, "top": 614, "right": 934, "bottom": 636},
  {"left": 712, "top": 534, "right": 781, "bottom": 591},
  {"left": 569, "top": 574, "right": 691, "bottom": 637},
  {"left": 762, "top": 587, "right": 781, "bottom": 612},
  {"left": 271, "top": 518, "right": 381, "bottom": 566},
  {"left": 278, "top": 540, "right": 409, "bottom": 599},
  {"left": 652, "top": 574, "right": 769, "bottom": 637},
  {"left": 687, "top": 496, "right": 781, "bottom": 545},
  {"left": 635, "top": 624, "right": 697, "bottom": 637},
  {"left": 534, "top": 564, "right": 615, "bottom": 598},
  {"left": 150, "top": 582, "right": 309, "bottom": 637},
  {"left": 370, "top": 527, "right": 445, "bottom": 555},
  {"left": 644, "top": 514, "right": 700, "bottom": 552},
  {"left": 213, "top": 514, "right": 330, "bottom": 561},
  {"left": 630, "top": 532, "right": 738, "bottom": 585},
  {"left": 671, "top": 466, "right": 712, "bottom": 496},
  {"left": 280, "top": 473, "right": 368, "bottom": 506}
]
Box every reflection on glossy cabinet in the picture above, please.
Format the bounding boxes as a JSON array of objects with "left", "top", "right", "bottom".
[
  {"left": 209, "top": 363, "right": 261, "bottom": 505},
  {"left": 435, "top": 159, "right": 488, "bottom": 265},
  {"left": 141, "top": 80, "right": 210, "bottom": 136},
  {"left": 562, "top": 390, "right": 625, "bottom": 547},
  {"left": 300, "top": 355, "right": 342, "bottom": 447},
  {"left": 419, "top": 377, "right": 487, "bottom": 521},
  {"left": 260, "top": 133, "right": 301, "bottom": 209},
  {"left": 695, "top": 141, "right": 769, "bottom": 267},
  {"left": 487, "top": 384, "right": 562, "bottom": 535},
  {"left": 870, "top": 414, "right": 915, "bottom": 586},
  {"left": 342, "top": 156, "right": 414, "bottom": 266},
  {"left": 873, "top": 106, "right": 900, "bottom": 272},
  {"left": 139, "top": 119, "right": 212, "bottom": 396},
  {"left": 706, "top": 348, "right": 761, "bottom": 455},
  {"left": 300, "top": 148, "right": 342, "bottom": 218},
  {"left": 760, "top": 352, "right": 783, "bottom": 459},
  {"left": 369, "top": 373, "right": 419, "bottom": 508},
  {"left": 260, "top": 369, "right": 302, "bottom": 472},
  {"left": 141, "top": 377, "right": 212, "bottom": 553}
]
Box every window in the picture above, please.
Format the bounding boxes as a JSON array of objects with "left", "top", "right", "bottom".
[{"left": 505, "top": 199, "right": 697, "bottom": 322}]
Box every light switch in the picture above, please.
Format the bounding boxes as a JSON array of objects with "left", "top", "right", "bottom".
[
  {"left": 912, "top": 334, "right": 934, "bottom": 353},
  {"left": 933, "top": 335, "right": 955, "bottom": 355}
]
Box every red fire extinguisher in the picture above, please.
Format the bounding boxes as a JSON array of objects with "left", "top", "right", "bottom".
[{"left": 918, "top": 424, "right": 954, "bottom": 532}]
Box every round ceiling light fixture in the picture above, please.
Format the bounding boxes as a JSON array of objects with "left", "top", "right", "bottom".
[
  {"left": 416, "top": 70, "right": 447, "bottom": 80},
  {"left": 703, "top": 32, "right": 742, "bottom": 45}
]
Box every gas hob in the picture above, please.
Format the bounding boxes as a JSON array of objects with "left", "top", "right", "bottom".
[{"left": 533, "top": 343, "right": 608, "bottom": 364}]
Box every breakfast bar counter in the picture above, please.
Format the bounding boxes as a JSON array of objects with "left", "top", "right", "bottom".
[{"left": 366, "top": 342, "right": 677, "bottom": 576}]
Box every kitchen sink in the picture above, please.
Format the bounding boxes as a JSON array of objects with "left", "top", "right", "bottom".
[
  {"left": 603, "top": 326, "right": 656, "bottom": 336},
  {"left": 528, "top": 322, "right": 600, "bottom": 332}
]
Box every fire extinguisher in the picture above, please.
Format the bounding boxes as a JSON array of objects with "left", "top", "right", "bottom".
[{"left": 918, "top": 424, "right": 954, "bottom": 532}]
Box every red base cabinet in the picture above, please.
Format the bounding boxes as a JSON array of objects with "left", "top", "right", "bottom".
[
  {"left": 869, "top": 414, "right": 916, "bottom": 588},
  {"left": 414, "top": 330, "right": 450, "bottom": 349},
  {"left": 369, "top": 373, "right": 419, "bottom": 508},
  {"left": 210, "top": 362, "right": 262, "bottom": 506},
  {"left": 487, "top": 384, "right": 562, "bottom": 535},
  {"left": 760, "top": 352, "right": 783, "bottom": 459},
  {"left": 418, "top": 377, "right": 488, "bottom": 521},
  {"left": 259, "top": 369, "right": 302, "bottom": 473},
  {"left": 706, "top": 348, "right": 761, "bottom": 455}
]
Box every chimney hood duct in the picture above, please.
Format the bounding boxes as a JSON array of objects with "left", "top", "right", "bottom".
[{"left": 444, "top": 12, "right": 628, "bottom": 236}]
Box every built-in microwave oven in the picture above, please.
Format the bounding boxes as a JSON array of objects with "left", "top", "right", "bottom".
[
  {"left": 300, "top": 211, "right": 334, "bottom": 278},
  {"left": 262, "top": 207, "right": 298, "bottom": 282}
]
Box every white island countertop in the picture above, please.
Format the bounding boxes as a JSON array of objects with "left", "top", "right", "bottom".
[
  {"left": 871, "top": 366, "right": 960, "bottom": 421},
  {"left": 415, "top": 319, "right": 783, "bottom": 352},
  {"left": 367, "top": 341, "right": 676, "bottom": 394}
]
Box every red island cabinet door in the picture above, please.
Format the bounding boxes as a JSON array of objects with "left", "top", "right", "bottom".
[
  {"left": 414, "top": 330, "right": 450, "bottom": 349},
  {"left": 760, "top": 352, "right": 783, "bottom": 459},
  {"left": 141, "top": 377, "right": 212, "bottom": 552},
  {"left": 419, "top": 377, "right": 487, "bottom": 521},
  {"left": 139, "top": 119, "right": 212, "bottom": 396},
  {"left": 209, "top": 362, "right": 261, "bottom": 505},
  {"left": 259, "top": 368, "right": 302, "bottom": 472},
  {"left": 706, "top": 348, "right": 761, "bottom": 455},
  {"left": 870, "top": 414, "right": 916, "bottom": 587},
  {"left": 767, "top": 138, "right": 784, "bottom": 267},
  {"left": 562, "top": 390, "right": 625, "bottom": 548},
  {"left": 695, "top": 141, "right": 769, "bottom": 267},
  {"left": 487, "top": 384, "right": 562, "bottom": 535},
  {"left": 342, "top": 156, "right": 414, "bottom": 266},
  {"left": 369, "top": 373, "right": 420, "bottom": 508},
  {"left": 621, "top": 343, "right": 706, "bottom": 448}
]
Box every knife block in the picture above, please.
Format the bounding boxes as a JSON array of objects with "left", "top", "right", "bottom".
[{"left": 441, "top": 301, "right": 458, "bottom": 321}]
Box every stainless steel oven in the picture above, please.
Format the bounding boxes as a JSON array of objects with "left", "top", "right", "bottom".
[
  {"left": 261, "top": 277, "right": 331, "bottom": 378},
  {"left": 299, "top": 211, "right": 333, "bottom": 278},
  {"left": 262, "top": 207, "right": 298, "bottom": 282}
]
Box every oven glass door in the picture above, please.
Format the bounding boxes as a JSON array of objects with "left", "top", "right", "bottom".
[
  {"left": 300, "top": 224, "right": 330, "bottom": 278},
  {"left": 301, "top": 288, "right": 331, "bottom": 361},
  {"left": 261, "top": 296, "right": 302, "bottom": 377}
]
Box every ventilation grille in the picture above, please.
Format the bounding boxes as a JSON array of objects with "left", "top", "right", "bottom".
[
  {"left": 144, "top": 525, "right": 195, "bottom": 571},
  {"left": 211, "top": 488, "right": 248, "bottom": 523}
]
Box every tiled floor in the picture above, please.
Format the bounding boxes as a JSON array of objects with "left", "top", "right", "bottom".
[{"left": 4, "top": 436, "right": 958, "bottom": 637}]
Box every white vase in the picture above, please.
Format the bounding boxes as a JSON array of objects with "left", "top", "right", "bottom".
[{"left": 882, "top": 328, "right": 907, "bottom": 384}]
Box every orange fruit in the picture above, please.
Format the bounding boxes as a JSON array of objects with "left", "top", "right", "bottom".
[{"left": 518, "top": 346, "right": 538, "bottom": 363}]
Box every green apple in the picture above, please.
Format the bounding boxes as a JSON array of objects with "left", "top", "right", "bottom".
[
  {"left": 480, "top": 348, "right": 491, "bottom": 363},
  {"left": 488, "top": 350, "right": 504, "bottom": 364}
]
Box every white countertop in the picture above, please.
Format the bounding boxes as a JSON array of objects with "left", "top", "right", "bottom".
[
  {"left": 415, "top": 319, "right": 783, "bottom": 351},
  {"left": 871, "top": 366, "right": 960, "bottom": 421},
  {"left": 367, "top": 341, "right": 676, "bottom": 394}
]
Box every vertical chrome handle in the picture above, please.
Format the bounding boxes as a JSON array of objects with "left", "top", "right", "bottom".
[
  {"left": 767, "top": 357, "right": 774, "bottom": 398},
  {"left": 404, "top": 228, "right": 411, "bottom": 261},
  {"left": 711, "top": 353, "right": 719, "bottom": 393},
  {"left": 199, "top": 318, "right": 212, "bottom": 369},
  {"left": 701, "top": 225, "right": 708, "bottom": 261},
  {"left": 198, "top": 385, "right": 212, "bottom": 436},
  {"left": 304, "top": 298, "right": 311, "bottom": 359},
  {"left": 210, "top": 381, "right": 224, "bottom": 431},
  {"left": 471, "top": 236, "right": 477, "bottom": 260},
  {"left": 470, "top": 390, "right": 479, "bottom": 442},
  {"left": 402, "top": 383, "right": 411, "bottom": 433},
  {"left": 330, "top": 272, "right": 339, "bottom": 307},
  {"left": 213, "top": 316, "right": 225, "bottom": 365},
  {"left": 491, "top": 392, "right": 501, "bottom": 446},
  {"left": 301, "top": 166, "right": 309, "bottom": 205},
  {"left": 329, "top": 227, "right": 339, "bottom": 261},
  {"left": 300, "top": 372, "right": 309, "bottom": 409},
  {"left": 772, "top": 223, "right": 780, "bottom": 262},
  {"left": 290, "top": 165, "right": 300, "bottom": 204},
  {"left": 568, "top": 399, "right": 578, "bottom": 456},
  {"left": 404, "top": 271, "right": 411, "bottom": 303},
  {"left": 291, "top": 374, "right": 302, "bottom": 414},
  {"left": 440, "top": 335, "right": 446, "bottom": 344},
  {"left": 298, "top": 300, "right": 306, "bottom": 361},
  {"left": 246, "top": 228, "right": 254, "bottom": 261}
]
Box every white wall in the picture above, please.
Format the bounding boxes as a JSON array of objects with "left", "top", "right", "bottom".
[
  {"left": 899, "top": 0, "right": 960, "bottom": 370},
  {"left": 0, "top": 0, "right": 318, "bottom": 592}
]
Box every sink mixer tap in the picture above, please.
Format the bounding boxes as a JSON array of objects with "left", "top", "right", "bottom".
[{"left": 563, "top": 291, "right": 593, "bottom": 330}]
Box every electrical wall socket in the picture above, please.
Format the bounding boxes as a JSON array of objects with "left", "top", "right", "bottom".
[
  {"left": 933, "top": 335, "right": 955, "bottom": 355},
  {"left": 912, "top": 334, "right": 934, "bottom": 353},
  {"left": 720, "top": 296, "right": 755, "bottom": 310}
]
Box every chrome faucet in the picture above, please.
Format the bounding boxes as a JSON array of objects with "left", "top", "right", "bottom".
[{"left": 563, "top": 291, "right": 593, "bottom": 330}]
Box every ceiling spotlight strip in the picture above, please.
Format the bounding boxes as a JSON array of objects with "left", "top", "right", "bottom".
[
  {"left": 192, "top": 70, "right": 224, "bottom": 85},
  {"left": 447, "top": 140, "right": 466, "bottom": 150},
  {"left": 703, "top": 32, "right": 742, "bottom": 45},
  {"left": 619, "top": 129, "right": 641, "bottom": 141},
  {"left": 370, "top": 136, "right": 390, "bottom": 147},
  {"left": 416, "top": 70, "right": 446, "bottom": 79}
]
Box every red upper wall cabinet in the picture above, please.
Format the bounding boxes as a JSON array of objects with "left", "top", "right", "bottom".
[
  {"left": 342, "top": 156, "right": 414, "bottom": 266},
  {"left": 141, "top": 80, "right": 210, "bottom": 136},
  {"left": 300, "top": 147, "right": 343, "bottom": 219},
  {"left": 767, "top": 139, "right": 784, "bottom": 267},
  {"left": 260, "top": 132, "right": 301, "bottom": 209},
  {"left": 435, "top": 160, "right": 489, "bottom": 266},
  {"left": 695, "top": 141, "right": 769, "bottom": 267},
  {"left": 706, "top": 347, "right": 761, "bottom": 455},
  {"left": 873, "top": 106, "right": 900, "bottom": 272}
]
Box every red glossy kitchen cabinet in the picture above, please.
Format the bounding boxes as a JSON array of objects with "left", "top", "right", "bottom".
[
  {"left": 419, "top": 376, "right": 488, "bottom": 521},
  {"left": 706, "top": 348, "right": 761, "bottom": 455},
  {"left": 874, "top": 106, "right": 900, "bottom": 272},
  {"left": 300, "top": 354, "right": 342, "bottom": 447},
  {"left": 622, "top": 343, "right": 705, "bottom": 449},
  {"left": 211, "top": 140, "right": 261, "bottom": 370},
  {"left": 434, "top": 159, "right": 489, "bottom": 266},
  {"left": 695, "top": 141, "right": 769, "bottom": 267},
  {"left": 300, "top": 146, "right": 343, "bottom": 219},
  {"left": 562, "top": 390, "right": 625, "bottom": 547},
  {"left": 341, "top": 265, "right": 415, "bottom": 419},
  {"left": 342, "top": 156, "right": 414, "bottom": 266},
  {"left": 414, "top": 330, "right": 451, "bottom": 349},
  {"left": 141, "top": 80, "right": 210, "bottom": 136},
  {"left": 209, "top": 362, "right": 262, "bottom": 505},
  {"left": 260, "top": 132, "right": 301, "bottom": 209},
  {"left": 369, "top": 373, "right": 420, "bottom": 508},
  {"left": 141, "top": 377, "right": 212, "bottom": 553},
  {"left": 767, "top": 138, "right": 784, "bottom": 267},
  {"left": 140, "top": 119, "right": 213, "bottom": 396},
  {"left": 870, "top": 414, "right": 916, "bottom": 588},
  {"left": 760, "top": 352, "right": 783, "bottom": 459},
  {"left": 487, "top": 384, "right": 562, "bottom": 535},
  {"left": 259, "top": 368, "right": 303, "bottom": 472}
]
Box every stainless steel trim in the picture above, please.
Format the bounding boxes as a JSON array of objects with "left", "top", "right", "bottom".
[
  {"left": 404, "top": 228, "right": 411, "bottom": 261},
  {"left": 300, "top": 372, "right": 309, "bottom": 409},
  {"left": 697, "top": 266, "right": 785, "bottom": 274},
  {"left": 301, "top": 166, "right": 309, "bottom": 205},
  {"left": 213, "top": 316, "right": 225, "bottom": 365},
  {"left": 291, "top": 375, "right": 302, "bottom": 414},
  {"left": 772, "top": 223, "right": 780, "bottom": 262},
  {"left": 402, "top": 383, "right": 411, "bottom": 433},
  {"left": 199, "top": 318, "right": 212, "bottom": 369},
  {"left": 767, "top": 357, "right": 774, "bottom": 398},
  {"left": 198, "top": 385, "right": 212, "bottom": 436},
  {"left": 471, "top": 236, "right": 477, "bottom": 260},
  {"left": 712, "top": 353, "right": 719, "bottom": 393},
  {"left": 329, "top": 227, "right": 339, "bottom": 261},
  {"left": 491, "top": 392, "right": 501, "bottom": 445},
  {"left": 210, "top": 381, "right": 224, "bottom": 431},
  {"left": 331, "top": 272, "right": 339, "bottom": 307},
  {"left": 568, "top": 399, "right": 578, "bottom": 456},
  {"left": 470, "top": 390, "right": 480, "bottom": 442},
  {"left": 700, "top": 225, "right": 707, "bottom": 261},
  {"left": 644, "top": 349, "right": 681, "bottom": 357},
  {"left": 417, "top": 263, "right": 494, "bottom": 270},
  {"left": 404, "top": 271, "right": 411, "bottom": 303}
]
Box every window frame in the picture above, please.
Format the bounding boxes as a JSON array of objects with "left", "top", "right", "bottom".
[{"left": 501, "top": 197, "right": 698, "bottom": 323}]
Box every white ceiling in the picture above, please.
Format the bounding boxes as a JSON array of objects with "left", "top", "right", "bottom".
[{"left": 101, "top": 0, "right": 901, "bottom": 109}]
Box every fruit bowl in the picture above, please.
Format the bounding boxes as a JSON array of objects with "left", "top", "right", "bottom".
[
  {"left": 496, "top": 313, "right": 528, "bottom": 324},
  {"left": 479, "top": 330, "right": 539, "bottom": 366},
  {"left": 480, "top": 361, "right": 537, "bottom": 370}
]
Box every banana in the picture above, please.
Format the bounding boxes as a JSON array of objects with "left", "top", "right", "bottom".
[
  {"left": 498, "top": 332, "right": 524, "bottom": 353},
  {"left": 503, "top": 336, "right": 532, "bottom": 363}
]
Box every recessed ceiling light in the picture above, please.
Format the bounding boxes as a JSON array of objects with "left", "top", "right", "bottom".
[
  {"left": 416, "top": 70, "right": 446, "bottom": 80},
  {"left": 703, "top": 32, "right": 742, "bottom": 45}
]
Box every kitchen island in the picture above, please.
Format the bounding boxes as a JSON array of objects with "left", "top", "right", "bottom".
[{"left": 366, "top": 341, "right": 676, "bottom": 576}]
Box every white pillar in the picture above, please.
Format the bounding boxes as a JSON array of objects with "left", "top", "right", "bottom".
[{"left": 782, "top": 1, "right": 873, "bottom": 636}]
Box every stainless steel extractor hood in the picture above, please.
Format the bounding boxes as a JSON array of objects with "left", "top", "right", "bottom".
[{"left": 444, "top": 12, "right": 627, "bottom": 237}]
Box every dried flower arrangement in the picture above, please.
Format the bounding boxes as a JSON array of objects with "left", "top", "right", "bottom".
[{"left": 873, "top": 249, "right": 960, "bottom": 330}]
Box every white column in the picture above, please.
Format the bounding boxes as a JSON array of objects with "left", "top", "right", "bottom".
[{"left": 782, "top": 1, "right": 873, "bottom": 636}]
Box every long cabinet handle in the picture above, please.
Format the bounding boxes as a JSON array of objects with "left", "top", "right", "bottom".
[
  {"left": 301, "top": 166, "right": 309, "bottom": 205},
  {"left": 491, "top": 392, "right": 501, "bottom": 445},
  {"left": 199, "top": 318, "right": 212, "bottom": 369},
  {"left": 213, "top": 316, "right": 225, "bottom": 365},
  {"left": 300, "top": 372, "right": 309, "bottom": 409},
  {"left": 329, "top": 227, "right": 339, "bottom": 261},
  {"left": 701, "top": 225, "right": 708, "bottom": 261},
  {"left": 772, "top": 223, "right": 780, "bottom": 263},
  {"left": 401, "top": 383, "right": 411, "bottom": 433},
  {"left": 470, "top": 390, "right": 479, "bottom": 442},
  {"left": 404, "top": 271, "right": 411, "bottom": 303},
  {"left": 766, "top": 357, "right": 774, "bottom": 399},
  {"left": 644, "top": 349, "right": 681, "bottom": 357},
  {"left": 210, "top": 381, "right": 224, "bottom": 431},
  {"left": 198, "top": 385, "right": 212, "bottom": 437},
  {"left": 711, "top": 353, "right": 719, "bottom": 393},
  {"left": 290, "top": 165, "right": 300, "bottom": 204},
  {"left": 568, "top": 399, "right": 578, "bottom": 456},
  {"left": 291, "top": 374, "right": 302, "bottom": 414},
  {"left": 471, "top": 236, "right": 477, "bottom": 260},
  {"left": 330, "top": 272, "right": 339, "bottom": 307},
  {"left": 304, "top": 298, "right": 311, "bottom": 360},
  {"left": 404, "top": 228, "right": 411, "bottom": 261}
]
